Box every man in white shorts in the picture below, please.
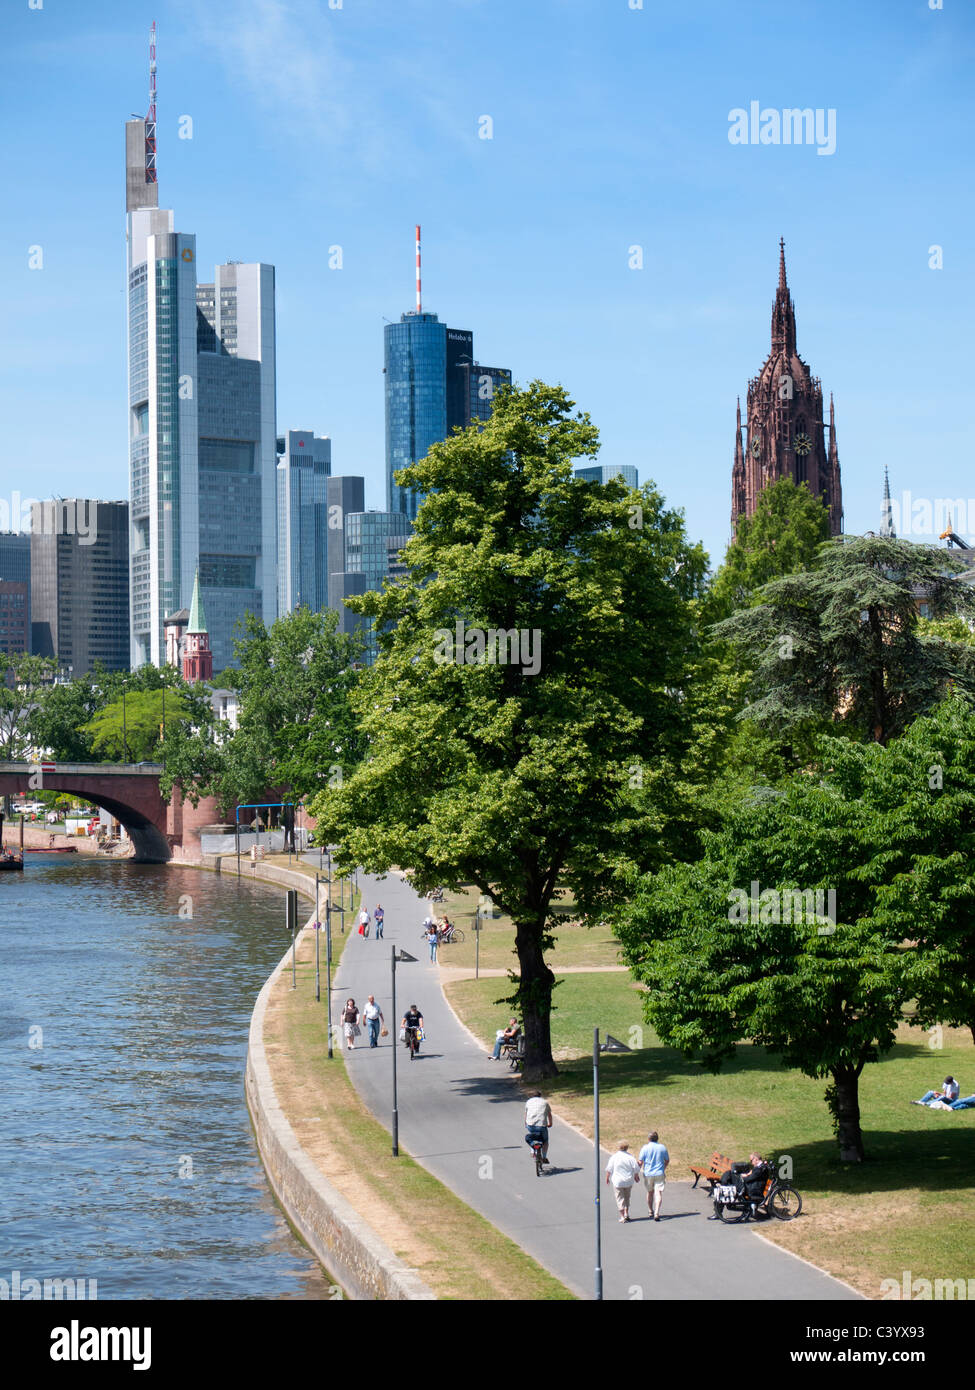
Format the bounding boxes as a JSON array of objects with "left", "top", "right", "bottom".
[{"left": 638, "top": 1129, "right": 670, "bottom": 1222}]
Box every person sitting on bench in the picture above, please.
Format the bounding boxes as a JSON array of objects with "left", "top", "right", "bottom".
[{"left": 490, "top": 1017, "right": 520, "bottom": 1060}]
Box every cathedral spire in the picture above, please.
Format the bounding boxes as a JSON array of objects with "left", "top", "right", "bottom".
[
  {"left": 880, "top": 466, "right": 896, "bottom": 538},
  {"left": 771, "top": 238, "right": 797, "bottom": 357}
]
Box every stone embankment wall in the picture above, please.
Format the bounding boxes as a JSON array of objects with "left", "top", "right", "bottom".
[{"left": 227, "top": 860, "right": 436, "bottom": 1300}]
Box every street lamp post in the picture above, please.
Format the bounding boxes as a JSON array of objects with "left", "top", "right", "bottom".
[
  {"left": 390, "top": 945, "right": 417, "bottom": 1156},
  {"left": 314, "top": 873, "right": 321, "bottom": 1003},
  {"left": 325, "top": 893, "right": 334, "bottom": 1059},
  {"left": 593, "top": 1027, "right": 632, "bottom": 1302}
]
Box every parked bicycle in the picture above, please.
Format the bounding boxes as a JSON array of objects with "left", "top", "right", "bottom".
[{"left": 711, "top": 1174, "right": 802, "bottom": 1223}]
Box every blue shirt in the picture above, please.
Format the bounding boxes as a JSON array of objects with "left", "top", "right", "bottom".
[{"left": 638, "top": 1141, "right": 669, "bottom": 1176}]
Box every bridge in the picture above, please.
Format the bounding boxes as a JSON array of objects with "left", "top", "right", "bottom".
[{"left": 0, "top": 763, "right": 221, "bottom": 863}]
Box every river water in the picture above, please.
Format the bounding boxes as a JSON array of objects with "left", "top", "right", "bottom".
[{"left": 0, "top": 856, "right": 334, "bottom": 1300}]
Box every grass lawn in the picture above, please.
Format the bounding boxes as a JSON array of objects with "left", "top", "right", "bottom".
[
  {"left": 262, "top": 910, "right": 574, "bottom": 1301},
  {"left": 433, "top": 884, "right": 621, "bottom": 972},
  {"left": 445, "top": 971, "right": 975, "bottom": 1299}
]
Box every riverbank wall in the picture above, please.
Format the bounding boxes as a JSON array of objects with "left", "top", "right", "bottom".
[{"left": 186, "top": 856, "right": 436, "bottom": 1301}]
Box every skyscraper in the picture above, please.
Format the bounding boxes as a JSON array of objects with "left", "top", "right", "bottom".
[
  {"left": 0, "top": 532, "right": 30, "bottom": 659},
  {"left": 384, "top": 228, "right": 510, "bottom": 521},
  {"left": 125, "top": 29, "right": 276, "bottom": 671},
  {"left": 30, "top": 501, "right": 129, "bottom": 675},
  {"left": 276, "top": 430, "right": 331, "bottom": 616},
  {"left": 732, "top": 241, "right": 842, "bottom": 537},
  {"left": 574, "top": 464, "right": 639, "bottom": 489}
]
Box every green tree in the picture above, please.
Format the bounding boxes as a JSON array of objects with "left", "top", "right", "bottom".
[
  {"left": 80, "top": 688, "right": 197, "bottom": 762},
  {"left": 0, "top": 654, "right": 57, "bottom": 761},
  {"left": 614, "top": 773, "right": 919, "bottom": 1162},
  {"left": 714, "top": 535, "right": 975, "bottom": 747},
  {"left": 209, "top": 606, "right": 363, "bottom": 814},
  {"left": 706, "top": 477, "right": 832, "bottom": 623},
  {"left": 25, "top": 671, "right": 100, "bottom": 762},
  {"left": 824, "top": 696, "right": 975, "bottom": 1046},
  {"left": 310, "top": 382, "right": 708, "bottom": 1080}
]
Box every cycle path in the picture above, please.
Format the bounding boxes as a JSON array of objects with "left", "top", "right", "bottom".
[{"left": 333, "top": 870, "right": 859, "bottom": 1302}]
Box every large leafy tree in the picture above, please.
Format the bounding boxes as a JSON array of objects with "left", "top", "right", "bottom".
[
  {"left": 825, "top": 696, "right": 975, "bottom": 1045},
  {"left": 0, "top": 655, "right": 57, "bottom": 761},
  {"left": 310, "top": 382, "right": 708, "bottom": 1080},
  {"left": 714, "top": 535, "right": 975, "bottom": 747},
  {"left": 705, "top": 476, "right": 832, "bottom": 623},
  {"left": 614, "top": 773, "right": 920, "bottom": 1162},
  {"left": 80, "top": 688, "right": 198, "bottom": 762},
  {"left": 209, "top": 606, "right": 363, "bottom": 814}
]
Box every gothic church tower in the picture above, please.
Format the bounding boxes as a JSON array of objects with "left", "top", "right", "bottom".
[{"left": 732, "top": 241, "right": 843, "bottom": 536}]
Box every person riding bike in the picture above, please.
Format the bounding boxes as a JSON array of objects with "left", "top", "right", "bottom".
[
  {"left": 401, "top": 1004, "right": 424, "bottom": 1053},
  {"left": 524, "top": 1091, "right": 552, "bottom": 1164}
]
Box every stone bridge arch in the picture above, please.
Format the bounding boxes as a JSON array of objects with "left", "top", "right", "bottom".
[{"left": 0, "top": 763, "right": 171, "bottom": 863}]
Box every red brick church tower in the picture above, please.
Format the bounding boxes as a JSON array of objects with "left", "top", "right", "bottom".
[
  {"left": 182, "top": 570, "right": 213, "bottom": 684},
  {"left": 732, "top": 241, "right": 842, "bottom": 537}
]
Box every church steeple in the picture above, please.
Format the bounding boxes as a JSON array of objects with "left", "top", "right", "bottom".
[
  {"left": 771, "top": 237, "right": 797, "bottom": 357},
  {"left": 880, "top": 465, "right": 896, "bottom": 538},
  {"left": 182, "top": 569, "right": 213, "bottom": 684},
  {"left": 732, "top": 242, "right": 842, "bottom": 538}
]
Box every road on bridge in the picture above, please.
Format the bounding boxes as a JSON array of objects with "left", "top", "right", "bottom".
[{"left": 325, "top": 868, "right": 858, "bottom": 1302}]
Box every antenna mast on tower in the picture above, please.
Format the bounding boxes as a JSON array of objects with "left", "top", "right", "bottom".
[
  {"left": 145, "top": 21, "right": 158, "bottom": 186},
  {"left": 415, "top": 224, "right": 422, "bottom": 313}
]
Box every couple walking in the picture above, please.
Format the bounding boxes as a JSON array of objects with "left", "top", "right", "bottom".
[
  {"left": 341, "top": 995, "right": 386, "bottom": 1048},
  {"left": 357, "top": 904, "right": 385, "bottom": 939},
  {"left": 605, "top": 1131, "right": 670, "bottom": 1224}
]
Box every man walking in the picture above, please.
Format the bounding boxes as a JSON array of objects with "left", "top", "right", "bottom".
[
  {"left": 605, "top": 1142, "right": 642, "bottom": 1223},
  {"left": 374, "top": 904, "right": 385, "bottom": 939},
  {"left": 362, "top": 995, "right": 384, "bottom": 1048},
  {"left": 638, "top": 1130, "right": 670, "bottom": 1221}
]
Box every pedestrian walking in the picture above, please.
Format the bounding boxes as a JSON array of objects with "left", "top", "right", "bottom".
[
  {"left": 425, "top": 923, "right": 439, "bottom": 962},
  {"left": 605, "top": 1142, "right": 642, "bottom": 1222},
  {"left": 637, "top": 1130, "right": 670, "bottom": 1221},
  {"left": 374, "top": 904, "right": 385, "bottom": 939},
  {"left": 361, "top": 995, "right": 384, "bottom": 1048},
  {"left": 341, "top": 998, "right": 360, "bottom": 1050},
  {"left": 358, "top": 907, "right": 370, "bottom": 938}
]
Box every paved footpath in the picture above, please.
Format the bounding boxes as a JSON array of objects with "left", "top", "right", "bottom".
[{"left": 329, "top": 867, "right": 859, "bottom": 1302}]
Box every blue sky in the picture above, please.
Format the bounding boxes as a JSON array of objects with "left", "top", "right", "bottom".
[{"left": 2, "top": 0, "right": 973, "bottom": 569}]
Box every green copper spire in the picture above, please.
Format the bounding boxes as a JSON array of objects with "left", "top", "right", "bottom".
[{"left": 187, "top": 569, "right": 208, "bottom": 634}]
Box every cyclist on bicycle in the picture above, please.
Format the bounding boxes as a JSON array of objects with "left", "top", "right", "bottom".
[
  {"left": 402, "top": 1004, "right": 424, "bottom": 1053},
  {"left": 524, "top": 1091, "right": 552, "bottom": 1164}
]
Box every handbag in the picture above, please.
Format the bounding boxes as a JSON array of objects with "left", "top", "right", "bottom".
[
  {"left": 713, "top": 1184, "right": 739, "bottom": 1204},
  {"left": 380, "top": 1027, "right": 389, "bottom": 1037},
  {"left": 399, "top": 1028, "right": 406, "bottom": 1041}
]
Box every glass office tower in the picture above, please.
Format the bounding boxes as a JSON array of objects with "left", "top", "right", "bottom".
[
  {"left": 125, "top": 117, "right": 275, "bottom": 670},
  {"left": 384, "top": 312, "right": 510, "bottom": 522},
  {"left": 276, "top": 430, "right": 332, "bottom": 616},
  {"left": 574, "top": 464, "right": 640, "bottom": 489}
]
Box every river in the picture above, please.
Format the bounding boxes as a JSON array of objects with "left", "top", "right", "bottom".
[{"left": 0, "top": 855, "right": 334, "bottom": 1300}]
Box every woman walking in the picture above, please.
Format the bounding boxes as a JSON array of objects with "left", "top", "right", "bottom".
[{"left": 342, "top": 998, "right": 360, "bottom": 1050}]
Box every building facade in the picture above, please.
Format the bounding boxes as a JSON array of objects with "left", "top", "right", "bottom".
[
  {"left": 0, "top": 532, "right": 31, "bottom": 658},
  {"left": 30, "top": 501, "right": 129, "bottom": 675},
  {"left": 574, "top": 464, "right": 639, "bottom": 489},
  {"left": 384, "top": 312, "right": 510, "bottom": 522},
  {"left": 341, "top": 510, "right": 411, "bottom": 662},
  {"left": 732, "top": 241, "right": 842, "bottom": 537},
  {"left": 276, "top": 430, "right": 331, "bottom": 616},
  {"left": 126, "top": 116, "right": 275, "bottom": 672}
]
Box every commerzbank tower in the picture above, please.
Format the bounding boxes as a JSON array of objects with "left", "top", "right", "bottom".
[{"left": 124, "top": 25, "right": 276, "bottom": 670}]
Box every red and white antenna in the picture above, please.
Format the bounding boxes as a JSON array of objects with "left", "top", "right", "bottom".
[
  {"left": 145, "top": 21, "right": 158, "bottom": 186},
  {"left": 415, "top": 224, "right": 422, "bottom": 314}
]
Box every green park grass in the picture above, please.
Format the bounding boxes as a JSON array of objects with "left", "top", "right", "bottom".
[
  {"left": 262, "top": 902, "right": 574, "bottom": 1301},
  {"left": 446, "top": 970, "right": 975, "bottom": 1299},
  {"left": 434, "top": 884, "right": 621, "bottom": 972}
]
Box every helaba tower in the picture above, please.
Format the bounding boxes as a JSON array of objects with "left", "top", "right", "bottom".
[
  {"left": 384, "top": 227, "right": 510, "bottom": 522},
  {"left": 125, "top": 25, "right": 276, "bottom": 670}
]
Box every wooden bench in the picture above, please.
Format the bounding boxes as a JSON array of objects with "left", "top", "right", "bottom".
[
  {"left": 689, "top": 1151, "right": 735, "bottom": 1193},
  {"left": 501, "top": 1034, "right": 525, "bottom": 1071}
]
